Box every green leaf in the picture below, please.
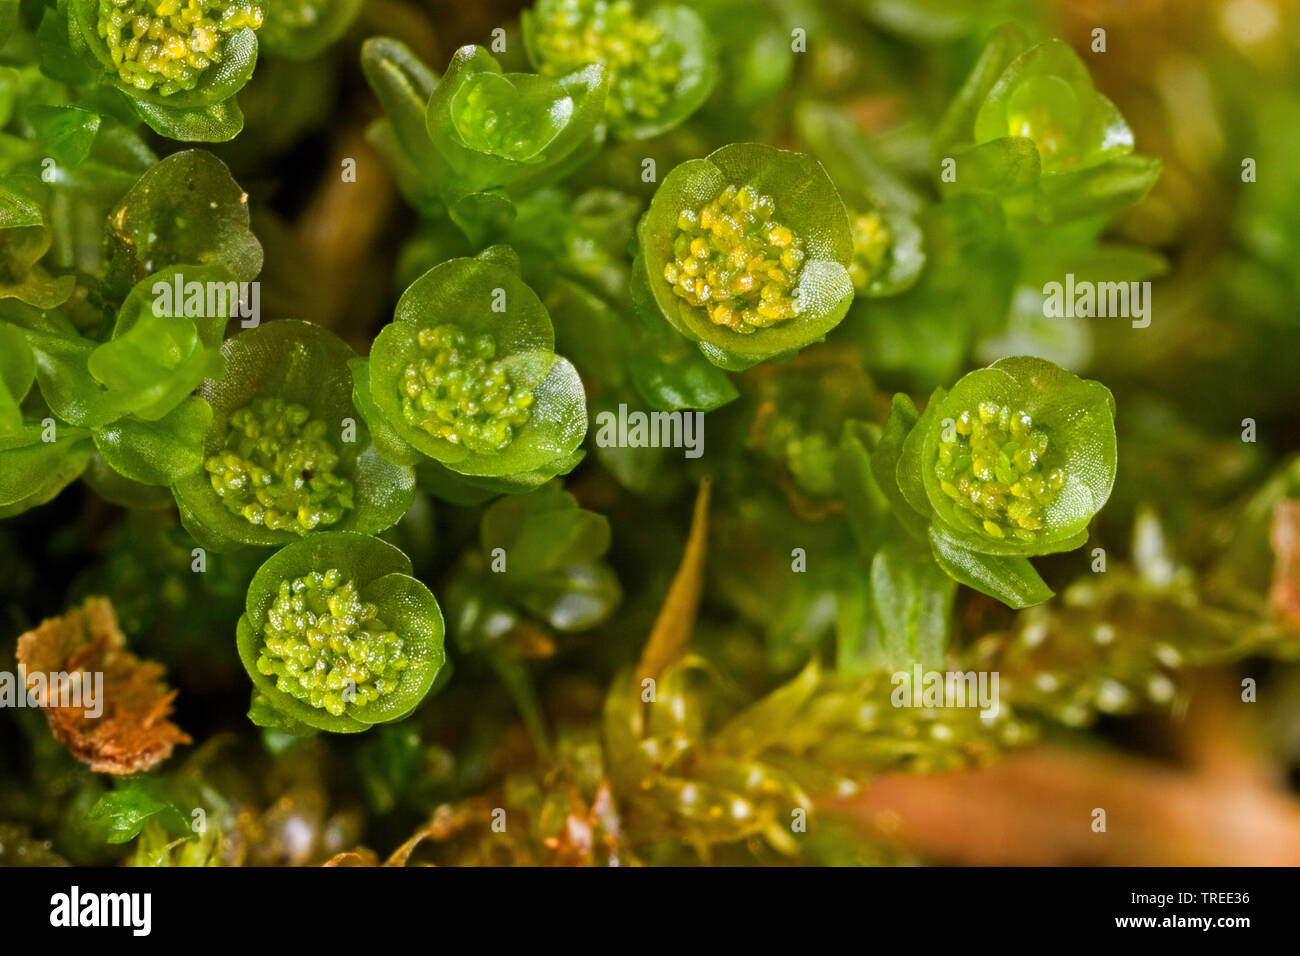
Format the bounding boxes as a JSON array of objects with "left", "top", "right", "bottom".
[
  {"left": 248, "top": 690, "right": 318, "bottom": 737},
  {"left": 92, "top": 395, "right": 213, "bottom": 485},
  {"left": 132, "top": 96, "right": 246, "bottom": 143},
  {"left": 868, "top": 541, "right": 955, "bottom": 670},
  {"left": 0, "top": 323, "right": 34, "bottom": 435},
  {"left": 26, "top": 105, "right": 101, "bottom": 167},
  {"left": 261, "top": 0, "right": 361, "bottom": 60},
  {"left": 932, "top": 22, "right": 1031, "bottom": 161},
  {"left": 835, "top": 420, "right": 892, "bottom": 553},
  {"left": 516, "top": 560, "right": 621, "bottom": 632},
  {"left": 104, "top": 150, "right": 263, "bottom": 298},
  {"left": 870, "top": 394, "right": 931, "bottom": 541},
  {"left": 0, "top": 420, "right": 92, "bottom": 515},
  {"left": 88, "top": 785, "right": 194, "bottom": 845},
  {"left": 940, "top": 136, "right": 1041, "bottom": 197},
  {"left": 927, "top": 525, "right": 1053, "bottom": 609},
  {"left": 974, "top": 39, "right": 1132, "bottom": 174},
  {"left": 479, "top": 483, "right": 611, "bottom": 576},
  {"left": 1035, "top": 155, "right": 1162, "bottom": 223},
  {"left": 427, "top": 46, "right": 608, "bottom": 196},
  {"left": 361, "top": 37, "right": 441, "bottom": 178}
]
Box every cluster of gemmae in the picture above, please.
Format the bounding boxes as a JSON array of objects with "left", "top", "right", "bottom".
[
  {"left": 531, "top": 0, "right": 682, "bottom": 126},
  {"left": 399, "top": 324, "right": 534, "bottom": 454},
  {"left": 935, "top": 401, "right": 1065, "bottom": 541},
  {"left": 664, "top": 184, "right": 806, "bottom": 334},
  {"left": 257, "top": 569, "right": 408, "bottom": 717},
  {"left": 204, "top": 397, "right": 353, "bottom": 534},
  {"left": 97, "top": 0, "right": 264, "bottom": 96}
]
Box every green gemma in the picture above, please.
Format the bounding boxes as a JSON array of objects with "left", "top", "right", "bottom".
[
  {"left": 664, "top": 184, "right": 806, "bottom": 334},
  {"left": 98, "top": 0, "right": 264, "bottom": 96},
  {"left": 238, "top": 532, "right": 445, "bottom": 733}
]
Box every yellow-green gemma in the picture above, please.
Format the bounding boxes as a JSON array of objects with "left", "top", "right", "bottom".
[
  {"left": 257, "top": 569, "right": 408, "bottom": 717},
  {"left": 664, "top": 183, "right": 806, "bottom": 334},
  {"left": 97, "top": 0, "right": 264, "bottom": 97},
  {"left": 204, "top": 396, "right": 353, "bottom": 534},
  {"left": 934, "top": 401, "right": 1065, "bottom": 541},
  {"left": 531, "top": 0, "right": 680, "bottom": 125},
  {"left": 399, "top": 324, "right": 534, "bottom": 454}
]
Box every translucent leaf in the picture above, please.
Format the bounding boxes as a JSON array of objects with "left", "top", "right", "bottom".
[
  {"left": 103, "top": 150, "right": 263, "bottom": 297},
  {"left": 92, "top": 395, "right": 212, "bottom": 486},
  {"left": 928, "top": 525, "right": 1053, "bottom": 609}
]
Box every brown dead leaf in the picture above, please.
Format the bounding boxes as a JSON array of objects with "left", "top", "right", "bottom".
[{"left": 15, "top": 597, "right": 190, "bottom": 774}]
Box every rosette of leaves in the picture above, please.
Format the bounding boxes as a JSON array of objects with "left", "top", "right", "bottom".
[
  {"left": 446, "top": 483, "right": 620, "bottom": 650},
  {"left": 17, "top": 265, "right": 239, "bottom": 500},
  {"left": 361, "top": 39, "right": 608, "bottom": 223},
  {"left": 0, "top": 64, "right": 160, "bottom": 281},
  {"left": 356, "top": 255, "right": 587, "bottom": 490},
  {"left": 874, "top": 355, "right": 1117, "bottom": 608},
  {"left": 634, "top": 143, "right": 855, "bottom": 371},
  {"left": 521, "top": 0, "right": 716, "bottom": 140},
  {"left": 172, "top": 320, "right": 416, "bottom": 552},
  {"left": 443, "top": 483, "right": 618, "bottom": 747},
  {"left": 258, "top": 0, "right": 360, "bottom": 60},
  {"left": 53, "top": 0, "right": 265, "bottom": 141},
  {"left": 795, "top": 102, "right": 925, "bottom": 300},
  {"left": 932, "top": 24, "right": 1161, "bottom": 222},
  {"left": 236, "top": 532, "right": 446, "bottom": 734}
]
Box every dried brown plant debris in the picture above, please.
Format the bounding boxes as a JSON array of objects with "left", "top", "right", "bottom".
[{"left": 15, "top": 597, "right": 190, "bottom": 774}]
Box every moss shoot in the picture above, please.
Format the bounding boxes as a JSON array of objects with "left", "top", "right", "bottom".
[
  {"left": 400, "top": 324, "right": 534, "bottom": 454},
  {"left": 935, "top": 401, "right": 1065, "bottom": 541},
  {"left": 531, "top": 0, "right": 681, "bottom": 127},
  {"left": 205, "top": 397, "right": 353, "bottom": 534},
  {"left": 97, "top": 0, "right": 264, "bottom": 96},
  {"left": 664, "top": 184, "right": 806, "bottom": 334},
  {"left": 257, "top": 569, "right": 408, "bottom": 716}
]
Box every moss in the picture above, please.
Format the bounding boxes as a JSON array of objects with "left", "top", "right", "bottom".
[
  {"left": 530, "top": 0, "right": 681, "bottom": 127},
  {"left": 399, "top": 324, "right": 534, "bottom": 454},
  {"left": 664, "top": 184, "right": 806, "bottom": 334},
  {"left": 204, "top": 397, "right": 353, "bottom": 534},
  {"left": 97, "top": 0, "right": 263, "bottom": 96},
  {"left": 256, "top": 569, "right": 408, "bottom": 717},
  {"left": 848, "top": 211, "right": 891, "bottom": 292},
  {"left": 934, "top": 401, "right": 1065, "bottom": 541}
]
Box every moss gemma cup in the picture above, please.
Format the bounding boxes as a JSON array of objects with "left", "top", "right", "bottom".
[{"left": 636, "top": 142, "right": 855, "bottom": 370}]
